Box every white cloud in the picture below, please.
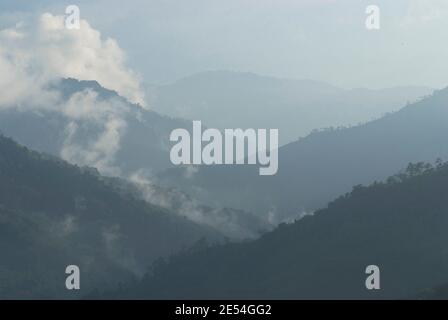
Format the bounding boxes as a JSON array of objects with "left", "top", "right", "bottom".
[
  {"left": 0, "top": 23, "right": 59, "bottom": 108},
  {"left": 0, "top": 13, "right": 145, "bottom": 106},
  {"left": 0, "top": 13, "right": 147, "bottom": 176},
  {"left": 59, "top": 90, "right": 129, "bottom": 176}
]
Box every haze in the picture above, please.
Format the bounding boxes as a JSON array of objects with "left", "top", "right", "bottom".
[{"left": 1, "top": 0, "right": 448, "bottom": 89}]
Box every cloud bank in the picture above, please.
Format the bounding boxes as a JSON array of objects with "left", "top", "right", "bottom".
[
  {"left": 0, "top": 12, "right": 145, "bottom": 106},
  {"left": 60, "top": 89, "right": 130, "bottom": 176},
  {"left": 0, "top": 13, "right": 147, "bottom": 175}
]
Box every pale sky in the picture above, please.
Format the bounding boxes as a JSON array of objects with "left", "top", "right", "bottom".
[{"left": 1, "top": 0, "right": 448, "bottom": 89}]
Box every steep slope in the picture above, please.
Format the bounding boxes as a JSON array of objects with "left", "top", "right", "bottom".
[
  {"left": 0, "top": 135, "right": 220, "bottom": 299},
  {"left": 150, "top": 70, "right": 432, "bottom": 145},
  {"left": 107, "top": 177, "right": 271, "bottom": 240},
  {"left": 158, "top": 87, "right": 448, "bottom": 223},
  {"left": 0, "top": 78, "right": 188, "bottom": 175},
  {"left": 0, "top": 78, "right": 268, "bottom": 240},
  {"left": 119, "top": 162, "right": 448, "bottom": 299}
]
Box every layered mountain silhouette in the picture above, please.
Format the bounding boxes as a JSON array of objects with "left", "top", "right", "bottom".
[
  {"left": 2, "top": 75, "right": 437, "bottom": 227},
  {"left": 3, "top": 72, "right": 447, "bottom": 300},
  {"left": 0, "top": 78, "right": 268, "bottom": 239},
  {"left": 0, "top": 134, "right": 221, "bottom": 299},
  {"left": 112, "top": 161, "right": 448, "bottom": 299},
  {"left": 108, "top": 177, "right": 270, "bottom": 240},
  {"left": 149, "top": 71, "right": 432, "bottom": 145},
  {"left": 158, "top": 87, "right": 448, "bottom": 223},
  {"left": 0, "top": 78, "right": 186, "bottom": 175}
]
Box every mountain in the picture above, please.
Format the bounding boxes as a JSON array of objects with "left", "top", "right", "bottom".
[
  {"left": 149, "top": 71, "right": 433, "bottom": 145},
  {"left": 0, "top": 134, "right": 221, "bottom": 299},
  {"left": 0, "top": 78, "right": 188, "bottom": 175},
  {"left": 0, "top": 78, "right": 270, "bottom": 240},
  {"left": 157, "top": 86, "right": 448, "bottom": 223},
  {"left": 107, "top": 176, "right": 271, "bottom": 240},
  {"left": 112, "top": 161, "right": 448, "bottom": 299},
  {"left": 2, "top": 76, "right": 436, "bottom": 229}
]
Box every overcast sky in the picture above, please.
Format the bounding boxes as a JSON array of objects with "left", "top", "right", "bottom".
[{"left": 1, "top": 0, "right": 448, "bottom": 89}]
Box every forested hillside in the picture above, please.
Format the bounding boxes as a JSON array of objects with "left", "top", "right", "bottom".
[
  {"left": 120, "top": 161, "right": 448, "bottom": 299},
  {"left": 0, "top": 135, "right": 220, "bottom": 299}
]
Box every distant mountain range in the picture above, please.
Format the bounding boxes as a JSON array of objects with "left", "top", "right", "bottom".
[
  {"left": 149, "top": 71, "right": 433, "bottom": 145},
  {"left": 0, "top": 134, "right": 222, "bottom": 299},
  {"left": 3, "top": 75, "right": 439, "bottom": 227},
  {"left": 158, "top": 86, "right": 448, "bottom": 223},
  {"left": 1, "top": 72, "right": 447, "bottom": 299},
  {"left": 111, "top": 161, "right": 448, "bottom": 299}
]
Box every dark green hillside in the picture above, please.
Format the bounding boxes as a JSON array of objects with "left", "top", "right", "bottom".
[
  {"left": 159, "top": 86, "right": 448, "bottom": 223},
  {"left": 125, "top": 161, "right": 448, "bottom": 299},
  {"left": 0, "top": 135, "right": 219, "bottom": 299}
]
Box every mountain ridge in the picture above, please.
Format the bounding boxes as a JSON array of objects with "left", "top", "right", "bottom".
[
  {"left": 112, "top": 160, "right": 448, "bottom": 299},
  {"left": 157, "top": 86, "right": 448, "bottom": 223},
  {"left": 149, "top": 70, "right": 433, "bottom": 145},
  {"left": 0, "top": 133, "right": 222, "bottom": 298}
]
